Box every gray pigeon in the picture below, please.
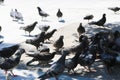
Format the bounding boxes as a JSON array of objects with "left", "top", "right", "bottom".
[
  {"left": 0, "top": 48, "right": 25, "bottom": 76},
  {"left": 38, "top": 49, "right": 69, "bottom": 80}
]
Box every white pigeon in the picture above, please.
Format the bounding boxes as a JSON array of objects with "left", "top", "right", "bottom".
[{"left": 10, "top": 9, "right": 24, "bottom": 23}]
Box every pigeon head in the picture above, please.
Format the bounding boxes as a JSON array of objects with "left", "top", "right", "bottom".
[
  {"left": 79, "top": 35, "right": 88, "bottom": 42},
  {"left": 79, "top": 23, "right": 82, "bottom": 27},
  {"left": 14, "top": 48, "right": 25, "bottom": 57},
  {"left": 34, "top": 21, "right": 38, "bottom": 24},
  {"left": 53, "top": 29, "right": 57, "bottom": 32},
  {"left": 37, "top": 7, "right": 42, "bottom": 11},
  {"left": 39, "top": 42, "right": 43, "bottom": 46},
  {"left": 15, "top": 9, "right": 18, "bottom": 12},
  {"left": 60, "top": 35, "right": 64, "bottom": 39},
  {"left": 103, "top": 13, "right": 106, "bottom": 17},
  {"left": 61, "top": 49, "right": 70, "bottom": 55},
  {"left": 52, "top": 51, "right": 57, "bottom": 55},
  {"left": 47, "top": 25, "right": 50, "bottom": 29},
  {"left": 58, "top": 8, "right": 60, "bottom": 11}
]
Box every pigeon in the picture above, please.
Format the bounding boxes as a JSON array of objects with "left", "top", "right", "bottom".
[
  {"left": 89, "top": 13, "right": 106, "bottom": 27},
  {"left": 0, "top": 44, "right": 20, "bottom": 60},
  {"left": 56, "top": 8, "right": 63, "bottom": 21},
  {"left": 0, "top": 48, "right": 25, "bottom": 76},
  {"left": 77, "top": 23, "right": 85, "bottom": 36},
  {"left": 38, "top": 25, "right": 50, "bottom": 32},
  {"left": 65, "top": 51, "right": 81, "bottom": 74},
  {"left": 26, "top": 51, "right": 57, "bottom": 66},
  {"left": 38, "top": 49, "right": 69, "bottom": 80},
  {"left": 0, "top": 0, "right": 4, "bottom": 4},
  {"left": 108, "top": 7, "right": 120, "bottom": 14},
  {"left": 37, "top": 7, "right": 49, "bottom": 21},
  {"left": 69, "top": 35, "right": 89, "bottom": 53},
  {"left": 38, "top": 43, "right": 50, "bottom": 53},
  {"left": 53, "top": 35, "right": 64, "bottom": 52},
  {"left": 20, "top": 21, "right": 38, "bottom": 36},
  {"left": 44, "top": 29, "right": 57, "bottom": 41},
  {"left": 10, "top": 9, "right": 16, "bottom": 20},
  {"left": 26, "top": 32, "right": 45, "bottom": 49},
  {"left": 78, "top": 44, "right": 97, "bottom": 72},
  {"left": 97, "top": 39, "right": 120, "bottom": 74},
  {"left": 65, "top": 35, "right": 89, "bottom": 73},
  {"left": 10, "top": 9, "right": 24, "bottom": 22},
  {"left": 83, "top": 14, "right": 94, "bottom": 22}
]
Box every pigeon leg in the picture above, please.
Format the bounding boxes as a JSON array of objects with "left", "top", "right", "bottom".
[
  {"left": 88, "top": 66, "right": 91, "bottom": 72},
  {"left": 44, "top": 17, "right": 46, "bottom": 21},
  {"left": 88, "top": 66, "right": 96, "bottom": 72},
  {"left": 10, "top": 70, "right": 17, "bottom": 77},
  {"left": 88, "top": 20, "right": 89, "bottom": 23},
  {"left": 114, "top": 12, "right": 117, "bottom": 14},
  {"left": 72, "top": 69, "right": 76, "bottom": 74},
  {"left": 58, "top": 18, "right": 59, "bottom": 21},
  {"left": 68, "top": 69, "right": 70, "bottom": 74},
  {"left": 4, "top": 70, "right": 8, "bottom": 75},
  {"left": 61, "top": 17, "right": 63, "bottom": 20},
  {"left": 48, "top": 38, "right": 50, "bottom": 41},
  {"left": 25, "top": 31, "right": 26, "bottom": 35},
  {"left": 41, "top": 17, "right": 43, "bottom": 21},
  {"left": 12, "top": 15, "right": 16, "bottom": 21},
  {"left": 55, "top": 77, "right": 59, "bottom": 80},
  {"left": 29, "top": 32, "right": 31, "bottom": 36},
  {"left": 106, "top": 65, "right": 112, "bottom": 74},
  {"left": 55, "top": 48, "right": 59, "bottom": 52}
]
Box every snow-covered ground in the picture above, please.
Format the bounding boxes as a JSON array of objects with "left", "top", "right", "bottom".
[
  {"left": 0, "top": 0, "right": 120, "bottom": 80},
  {"left": 0, "top": 0, "right": 120, "bottom": 44}
]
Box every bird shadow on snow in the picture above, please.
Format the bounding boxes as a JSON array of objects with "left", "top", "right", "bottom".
[
  {"left": 0, "top": 3, "right": 5, "bottom": 6},
  {"left": 59, "top": 19, "right": 65, "bottom": 23},
  {"left": 13, "top": 20, "right": 24, "bottom": 24},
  {"left": 36, "top": 71, "right": 96, "bottom": 80},
  {"left": 0, "top": 42, "right": 18, "bottom": 49},
  {"left": 44, "top": 40, "right": 54, "bottom": 44},
  {"left": 21, "top": 34, "right": 36, "bottom": 38},
  {"left": 41, "top": 19, "right": 51, "bottom": 22},
  {"left": 9, "top": 75, "right": 35, "bottom": 80}
]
